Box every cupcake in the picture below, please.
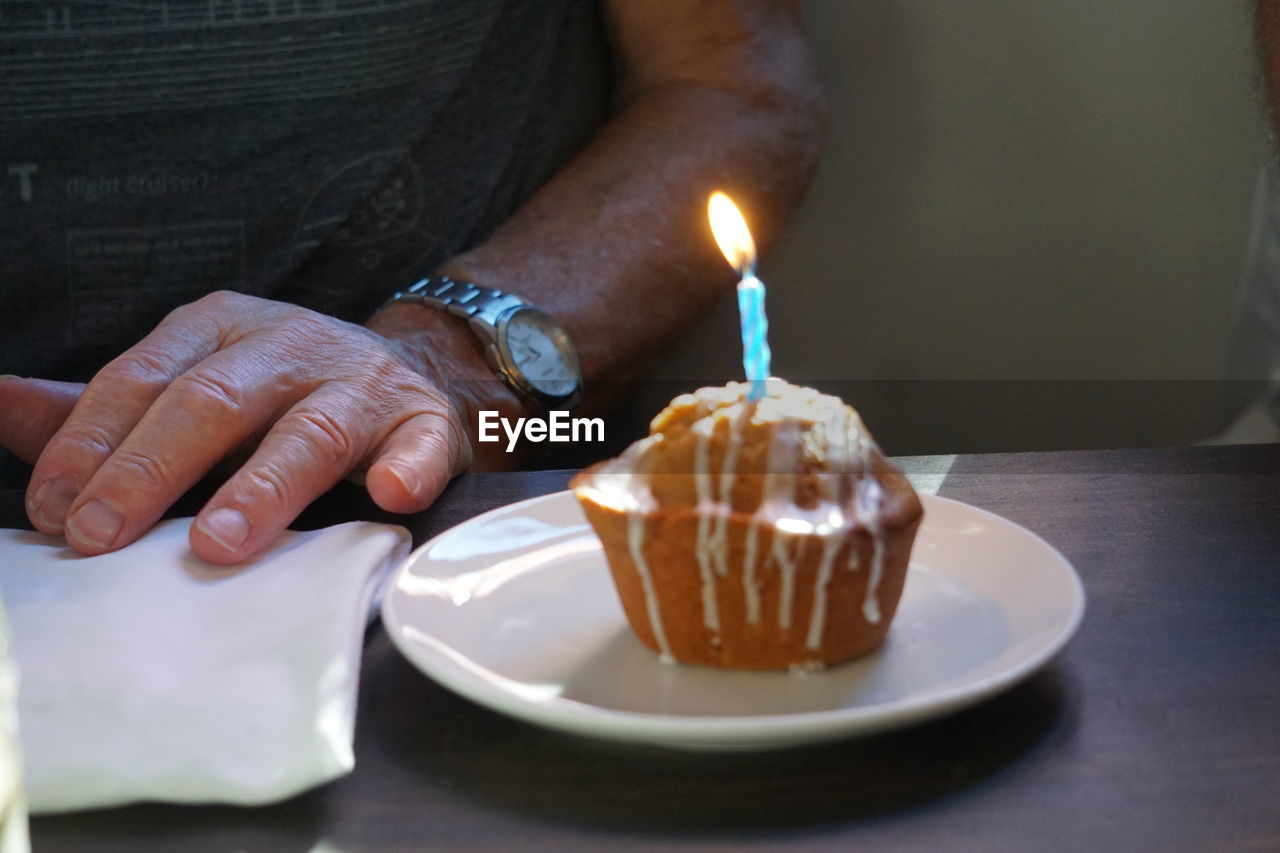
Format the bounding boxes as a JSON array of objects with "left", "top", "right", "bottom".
[{"left": 571, "top": 381, "right": 923, "bottom": 670}]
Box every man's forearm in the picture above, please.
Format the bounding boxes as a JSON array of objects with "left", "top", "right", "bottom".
[
  {"left": 369, "top": 0, "right": 825, "bottom": 466},
  {"left": 441, "top": 89, "right": 823, "bottom": 381}
]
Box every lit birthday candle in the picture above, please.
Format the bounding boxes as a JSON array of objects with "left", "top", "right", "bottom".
[{"left": 708, "top": 192, "right": 772, "bottom": 401}]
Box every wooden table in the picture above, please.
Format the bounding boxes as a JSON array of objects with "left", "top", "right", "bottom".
[{"left": 12, "top": 444, "right": 1280, "bottom": 851}]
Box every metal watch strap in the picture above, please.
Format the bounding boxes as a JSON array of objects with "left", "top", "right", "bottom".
[
  {"left": 384, "top": 276, "right": 525, "bottom": 326},
  {"left": 381, "top": 275, "right": 582, "bottom": 410}
]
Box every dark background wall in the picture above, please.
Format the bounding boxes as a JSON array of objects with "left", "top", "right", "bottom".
[{"left": 642, "top": 0, "right": 1263, "bottom": 457}]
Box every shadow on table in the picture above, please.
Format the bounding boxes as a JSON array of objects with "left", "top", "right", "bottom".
[
  {"left": 29, "top": 798, "right": 325, "bottom": 853},
  {"left": 366, "top": 631, "right": 1080, "bottom": 835}
]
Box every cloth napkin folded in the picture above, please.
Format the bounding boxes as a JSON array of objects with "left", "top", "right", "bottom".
[{"left": 0, "top": 518, "right": 410, "bottom": 814}]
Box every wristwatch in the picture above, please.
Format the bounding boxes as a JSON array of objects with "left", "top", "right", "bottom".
[{"left": 382, "top": 277, "right": 582, "bottom": 409}]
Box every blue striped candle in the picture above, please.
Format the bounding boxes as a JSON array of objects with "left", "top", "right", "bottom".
[
  {"left": 737, "top": 274, "right": 771, "bottom": 401},
  {"left": 708, "top": 192, "right": 773, "bottom": 402}
]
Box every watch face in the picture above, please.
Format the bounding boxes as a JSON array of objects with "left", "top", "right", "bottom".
[{"left": 499, "top": 309, "right": 581, "bottom": 399}]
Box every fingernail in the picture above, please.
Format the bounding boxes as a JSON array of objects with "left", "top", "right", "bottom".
[
  {"left": 66, "top": 498, "right": 125, "bottom": 550},
  {"left": 387, "top": 463, "right": 420, "bottom": 497},
  {"left": 196, "top": 507, "right": 251, "bottom": 553},
  {"left": 27, "top": 475, "right": 78, "bottom": 530}
]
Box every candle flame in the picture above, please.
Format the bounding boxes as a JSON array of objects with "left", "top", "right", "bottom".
[{"left": 708, "top": 192, "right": 756, "bottom": 276}]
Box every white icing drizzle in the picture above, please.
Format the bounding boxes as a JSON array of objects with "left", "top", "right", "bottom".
[
  {"left": 693, "top": 415, "right": 714, "bottom": 559},
  {"left": 822, "top": 405, "right": 852, "bottom": 512},
  {"left": 774, "top": 532, "right": 801, "bottom": 629},
  {"left": 691, "top": 419, "right": 720, "bottom": 638},
  {"left": 710, "top": 404, "right": 749, "bottom": 578},
  {"left": 761, "top": 415, "right": 803, "bottom": 630},
  {"left": 696, "top": 515, "right": 718, "bottom": 635},
  {"left": 847, "top": 547, "right": 861, "bottom": 571},
  {"left": 791, "top": 408, "right": 854, "bottom": 648},
  {"left": 841, "top": 414, "right": 864, "bottom": 574},
  {"left": 627, "top": 512, "right": 674, "bottom": 661},
  {"left": 742, "top": 523, "right": 761, "bottom": 624},
  {"left": 856, "top": 477, "right": 886, "bottom": 624},
  {"left": 805, "top": 534, "right": 843, "bottom": 649},
  {"left": 695, "top": 399, "right": 753, "bottom": 633},
  {"left": 841, "top": 402, "right": 888, "bottom": 624},
  {"left": 864, "top": 534, "right": 885, "bottom": 624},
  {"left": 761, "top": 417, "right": 800, "bottom": 511}
]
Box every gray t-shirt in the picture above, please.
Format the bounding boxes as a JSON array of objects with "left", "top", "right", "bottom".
[{"left": 0, "top": 0, "right": 611, "bottom": 381}]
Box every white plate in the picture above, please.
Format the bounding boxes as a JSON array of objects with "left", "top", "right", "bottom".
[{"left": 382, "top": 491, "right": 1085, "bottom": 751}]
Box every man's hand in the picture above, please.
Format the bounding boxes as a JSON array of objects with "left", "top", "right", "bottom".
[
  {"left": 8, "top": 291, "right": 471, "bottom": 564},
  {"left": 0, "top": 378, "right": 83, "bottom": 465},
  {"left": 1, "top": 0, "right": 824, "bottom": 568}
]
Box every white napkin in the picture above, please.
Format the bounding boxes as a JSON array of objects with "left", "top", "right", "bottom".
[{"left": 0, "top": 517, "right": 410, "bottom": 814}]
